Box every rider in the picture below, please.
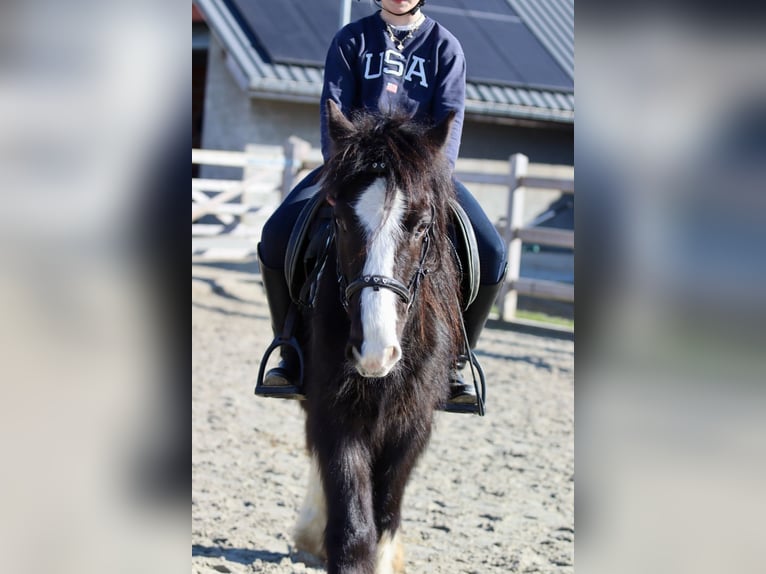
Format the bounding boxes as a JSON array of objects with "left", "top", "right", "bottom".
[{"left": 256, "top": 0, "right": 507, "bottom": 413}]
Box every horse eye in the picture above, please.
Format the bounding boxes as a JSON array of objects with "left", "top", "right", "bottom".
[{"left": 414, "top": 221, "right": 430, "bottom": 235}]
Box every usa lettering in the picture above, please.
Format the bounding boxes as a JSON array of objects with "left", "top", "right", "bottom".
[{"left": 363, "top": 50, "right": 429, "bottom": 88}]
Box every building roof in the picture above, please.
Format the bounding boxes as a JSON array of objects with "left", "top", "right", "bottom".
[
  {"left": 195, "top": 0, "right": 574, "bottom": 124},
  {"left": 507, "top": 0, "right": 574, "bottom": 79}
]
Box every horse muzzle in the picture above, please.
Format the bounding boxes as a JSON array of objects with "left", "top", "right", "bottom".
[{"left": 346, "top": 341, "right": 402, "bottom": 378}]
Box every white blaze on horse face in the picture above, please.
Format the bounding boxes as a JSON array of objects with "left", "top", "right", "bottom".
[{"left": 353, "top": 178, "right": 405, "bottom": 378}]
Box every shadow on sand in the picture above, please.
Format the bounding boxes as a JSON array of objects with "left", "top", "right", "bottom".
[
  {"left": 192, "top": 544, "right": 286, "bottom": 565},
  {"left": 192, "top": 544, "right": 325, "bottom": 569}
]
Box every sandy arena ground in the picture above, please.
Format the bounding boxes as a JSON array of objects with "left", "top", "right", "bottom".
[{"left": 192, "top": 262, "right": 573, "bottom": 573}]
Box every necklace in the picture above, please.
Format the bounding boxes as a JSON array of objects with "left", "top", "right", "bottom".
[{"left": 384, "top": 17, "right": 425, "bottom": 51}]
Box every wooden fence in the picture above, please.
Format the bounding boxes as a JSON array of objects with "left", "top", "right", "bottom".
[
  {"left": 453, "top": 153, "right": 573, "bottom": 321},
  {"left": 192, "top": 142, "right": 573, "bottom": 322},
  {"left": 191, "top": 138, "right": 322, "bottom": 261},
  {"left": 487, "top": 154, "right": 573, "bottom": 321}
]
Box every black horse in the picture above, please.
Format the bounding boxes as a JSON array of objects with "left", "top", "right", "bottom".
[{"left": 292, "top": 101, "right": 464, "bottom": 574}]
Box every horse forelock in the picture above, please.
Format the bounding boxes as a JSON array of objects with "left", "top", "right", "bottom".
[{"left": 322, "top": 111, "right": 452, "bottom": 212}]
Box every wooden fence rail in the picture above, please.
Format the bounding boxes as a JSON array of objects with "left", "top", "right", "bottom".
[{"left": 192, "top": 138, "right": 322, "bottom": 261}]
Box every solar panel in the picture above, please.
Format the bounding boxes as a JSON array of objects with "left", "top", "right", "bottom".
[
  {"left": 224, "top": 0, "right": 374, "bottom": 67},
  {"left": 223, "top": 0, "right": 572, "bottom": 92},
  {"left": 424, "top": 0, "right": 519, "bottom": 17},
  {"left": 446, "top": 13, "right": 572, "bottom": 89}
]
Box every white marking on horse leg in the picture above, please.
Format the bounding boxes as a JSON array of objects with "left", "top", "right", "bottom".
[
  {"left": 375, "top": 530, "right": 404, "bottom": 574},
  {"left": 293, "top": 454, "right": 327, "bottom": 560},
  {"left": 353, "top": 179, "right": 405, "bottom": 377}
]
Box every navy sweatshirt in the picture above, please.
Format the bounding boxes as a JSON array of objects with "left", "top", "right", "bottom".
[{"left": 320, "top": 12, "right": 466, "bottom": 168}]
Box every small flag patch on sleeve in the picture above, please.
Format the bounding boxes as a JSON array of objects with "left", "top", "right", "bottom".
[{"left": 385, "top": 82, "right": 398, "bottom": 94}]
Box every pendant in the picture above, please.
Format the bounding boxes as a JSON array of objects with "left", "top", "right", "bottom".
[{"left": 396, "top": 42, "right": 403, "bottom": 51}]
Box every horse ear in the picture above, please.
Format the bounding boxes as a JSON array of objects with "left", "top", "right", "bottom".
[
  {"left": 425, "top": 110, "right": 456, "bottom": 151},
  {"left": 326, "top": 100, "right": 355, "bottom": 144}
]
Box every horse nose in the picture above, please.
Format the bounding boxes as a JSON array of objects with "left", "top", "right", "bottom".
[
  {"left": 353, "top": 343, "right": 402, "bottom": 378},
  {"left": 384, "top": 345, "right": 401, "bottom": 365}
]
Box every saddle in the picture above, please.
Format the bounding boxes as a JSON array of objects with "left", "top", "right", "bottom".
[{"left": 285, "top": 191, "right": 481, "bottom": 311}]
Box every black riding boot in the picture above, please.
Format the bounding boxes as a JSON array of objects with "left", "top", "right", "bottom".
[
  {"left": 445, "top": 277, "right": 505, "bottom": 414},
  {"left": 254, "top": 248, "right": 305, "bottom": 399}
]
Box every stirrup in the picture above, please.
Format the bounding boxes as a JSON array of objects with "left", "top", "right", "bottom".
[
  {"left": 443, "top": 352, "right": 486, "bottom": 415},
  {"left": 255, "top": 336, "right": 305, "bottom": 400}
]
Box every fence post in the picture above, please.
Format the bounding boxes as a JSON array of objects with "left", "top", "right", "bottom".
[
  {"left": 281, "top": 136, "right": 311, "bottom": 200},
  {"left": 498, "top": 153, "right": 528, "bottom": 320},
  {"left": 240, "top": 144, "right": 262, "bottom": 224}
]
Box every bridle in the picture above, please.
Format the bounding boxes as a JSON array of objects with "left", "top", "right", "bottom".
[{"left": 335, "top": 197, "right": 434, "bottom": 314}]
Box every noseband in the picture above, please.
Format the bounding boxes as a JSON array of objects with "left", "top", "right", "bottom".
[{"left": 336, "top": 205, "right": 434, "bottom": 313}]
